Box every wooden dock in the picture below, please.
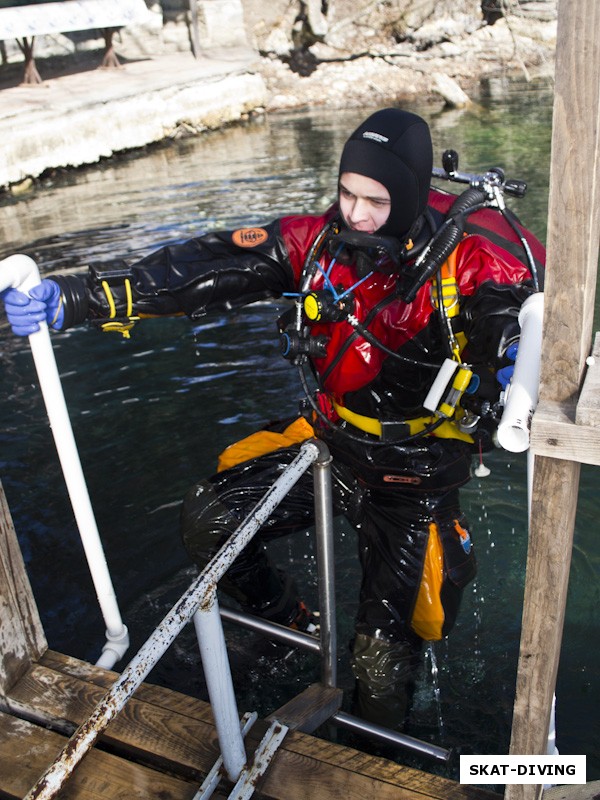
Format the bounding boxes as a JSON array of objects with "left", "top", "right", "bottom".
[
  {"left": 0, "top": 479, "right": 497, "bottom": 800},
  {"left": 0, "top": 649, "right": 498, "bottom": 800}
]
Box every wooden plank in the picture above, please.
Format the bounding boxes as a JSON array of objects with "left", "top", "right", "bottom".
[
  {"left": 0, "top": 0, "right": 150, "bottom": 38},
  {"left": 33, "top": 651, "right": 496, "bottom": 800},
  {"left": 266, "top": 682, "right": 343, "bottom": 733},
  {"left": 544, "top": 781, "right": 600, "bottom": 800},
  {"left": 0, "top": 709, "right": 197, "bottom": 800},
  {"left": 261, "top": 736, "right": 497, "bottom": 800},
  {"left": 575, "top": 331, "right": 600, "bottom": 427},
  {"left": 0, "top": 480, "right": 47, "bottom": 695},
  {"left": 40, "top": 648, "right": 220, "bottom": 730},
  {"left": 536, "top": 1, "right": 600, "bottom": 407},
  {"left": 4, "top": 662, "right": 221, "bottom": 782},
  {"left": 530, "top": 399, "right": 600, "bottom": 465}
]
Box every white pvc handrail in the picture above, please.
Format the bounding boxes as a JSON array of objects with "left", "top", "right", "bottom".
[{"left": 0, "top": 254, "right": 129, "bottom": 668}]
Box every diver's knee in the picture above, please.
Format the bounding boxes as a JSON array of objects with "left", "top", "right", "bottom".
[{"left": 180, "top": 479, "right": 235, "bottom": 565}]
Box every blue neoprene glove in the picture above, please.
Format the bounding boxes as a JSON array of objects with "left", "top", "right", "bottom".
[
  {"left": 496, "top": 342, "right": 519, "bottom": 390},
  {"left": 1, "top": 279, "right": 64, "bottom": 336}
]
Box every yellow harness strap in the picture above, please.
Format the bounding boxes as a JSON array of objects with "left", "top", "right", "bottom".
[
  {"left": 328, "top": 246, "right": 473, "bottom": 443},
  {"left": 332, "top": 400, "right": 474, "bottom": 443},
  {"left": 431, "top": 247, "right": 467, "bottom": 359}
]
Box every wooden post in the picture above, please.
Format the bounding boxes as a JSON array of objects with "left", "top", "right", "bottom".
[
  {"left": 100, "top": 28, "right": 122, "bottom": 69},
  {"left": 0, "top": 481, "right": 47, "bottom": 696},
  {"left": 506, "top": 0, "right": 600, "bottom": 798},
  {"left": 16, "top": 36, "right": 43, "bottom": 85}
]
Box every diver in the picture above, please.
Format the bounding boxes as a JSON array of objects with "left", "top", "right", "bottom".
[{"left": 1, "top": 108, "right": 544, "bottom": 731}]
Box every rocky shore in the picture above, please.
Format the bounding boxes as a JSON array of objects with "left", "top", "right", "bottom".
[
  {"left": 249, "top": 1, "right": 557, "bottom": 111},
  {"left": 0, "top": 0, "right": 557, "bottom": 191}
]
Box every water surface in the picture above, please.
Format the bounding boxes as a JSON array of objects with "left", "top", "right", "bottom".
[{"left": 1, "top": 82, "right": 598, "bottom": 782}]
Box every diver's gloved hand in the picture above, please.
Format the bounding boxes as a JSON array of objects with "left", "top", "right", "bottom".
[
  {"left": 1, "top": 279, "right": 64, "bottom": 336},
  {"left": 496, "top": 342, "right": 519, "bottom": 389}
]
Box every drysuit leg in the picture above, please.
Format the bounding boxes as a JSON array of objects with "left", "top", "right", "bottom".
[
  {"left": 181, "top": 446, "right": 319, "bottom": 625},
  {"left": 349, "top": 487, "right": 475, "bottom": 730},
  {"left": 351, "top": 631, "right": 422, "bottom": 729}
]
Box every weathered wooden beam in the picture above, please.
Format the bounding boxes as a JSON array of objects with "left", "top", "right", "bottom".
[
  {"left": 0, "top": 481, "right": 46, "bottom": 696},
  {"left": 266, "top": 682, "right": 343, "bottom": 733},
  {"left": 530, "top": 399, "right": 600, "bottom": 465},
  {"left": 507, "top": 0, "right": 600, "bottom": 798},
  {"left": 508, "top": 455, "right": 580, "bottom": 793},
  {"left": 536, "top": 5, "right": 600, "bottom": 405},
  {"left": 575, "top": 332, "right": 600, "bottom": 427},
  {"left": 0, "top": 709, "right": 200, "bottom": 800},
  {"left": 530, "top": 334, "right": 600, "bottom": 463}
]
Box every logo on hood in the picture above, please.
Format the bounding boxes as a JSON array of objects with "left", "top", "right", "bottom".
[{"left": 362, "top": 131, "right": 389, "bottom": 144}]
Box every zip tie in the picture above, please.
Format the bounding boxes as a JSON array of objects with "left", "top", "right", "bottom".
[
  {"left": 124, "top": 278, "right": 133, "bottom": 317},
  {"left": 101, "top": 280, "right": 117, "bottom": 319},
  {"left": 50, "top": 295, "right": 63, "bottom": 327}
]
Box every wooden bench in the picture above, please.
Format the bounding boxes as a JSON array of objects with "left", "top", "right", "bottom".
[{"left": 0, "top": 0, "right": 151, "bottom": 84}]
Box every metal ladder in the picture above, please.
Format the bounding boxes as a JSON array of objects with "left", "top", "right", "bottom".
[{"left": 23, "top": 439, "right": 449, "bottom": 800}]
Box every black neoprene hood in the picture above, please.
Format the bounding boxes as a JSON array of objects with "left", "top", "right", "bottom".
[{"left": 338, "top": 108, "right": 433, "bottom": 240}]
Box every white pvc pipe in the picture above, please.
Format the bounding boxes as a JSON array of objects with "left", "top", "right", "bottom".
[
  {"left": 194, "top": 597, "right": 247, "bottom": 782},
  {"left": 501, "top": 293, "right": 558, "bottom": 769},
  {"left": 1, "top": 254, "right": 129, "bottom": 668},
  {"left": 497, "top": 292, "right": 545, "bottom": 453}
]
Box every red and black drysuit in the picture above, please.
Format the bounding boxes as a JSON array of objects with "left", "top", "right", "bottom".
[{"left": 54, "top": 190, "right": 544, "bottom": 728}]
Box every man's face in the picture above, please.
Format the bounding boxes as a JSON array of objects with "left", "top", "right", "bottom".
[{"left": 338, "top": 172, "right": 391, "bottom": 234}]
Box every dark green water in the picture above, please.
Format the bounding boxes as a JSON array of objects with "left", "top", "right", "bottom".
[{"left": 1, "top": 81, "right": 598, "bottom": 783}]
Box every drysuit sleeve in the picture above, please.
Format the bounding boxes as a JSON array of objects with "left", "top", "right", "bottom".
[
  {"left": 52, "top": 218, "right": 301, "bottom": 331},
  {"left": 456, "top": 234, "right": 540, "bottom": 400},
  {"left": 457, "top": 234, "right": 538, "bottom": 358}
]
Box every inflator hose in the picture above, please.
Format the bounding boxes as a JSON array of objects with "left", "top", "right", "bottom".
[{"left": 402, "top": 187, "right": 488, "bottom": 303}]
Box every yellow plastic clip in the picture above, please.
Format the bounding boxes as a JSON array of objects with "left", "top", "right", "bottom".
[
  {"left": 438, "top": 363, "right": 474, "bottom": 419},
  {"left": 99, "top": 320, "right": 138, "bottom": 339}
]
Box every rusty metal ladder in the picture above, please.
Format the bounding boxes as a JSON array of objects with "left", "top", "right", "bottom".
[{"left": 22, "top": 439, "right": 449, "bottom": 800}]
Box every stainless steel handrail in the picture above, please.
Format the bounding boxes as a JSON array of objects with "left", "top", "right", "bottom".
[
  {"left": 24, "top": 436, "right": 450, "bottom": 800},
  {"left": 23, "top": 440, "right": 328, "bottom": 800}
]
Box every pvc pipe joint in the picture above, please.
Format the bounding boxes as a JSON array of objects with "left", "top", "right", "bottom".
[
  {"left": 0, "top": 253, "right": 41, "bottom": 294},
  {"left": 96, "top": 625, "right": 131, "bottom": 669},
  {"left": 497, "top": 292, "right": 544, "bottom": 453}
]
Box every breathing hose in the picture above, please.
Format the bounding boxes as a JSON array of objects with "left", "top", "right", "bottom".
[{"left": 402, "top": 187, "right": 488, "bottom": 303}]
